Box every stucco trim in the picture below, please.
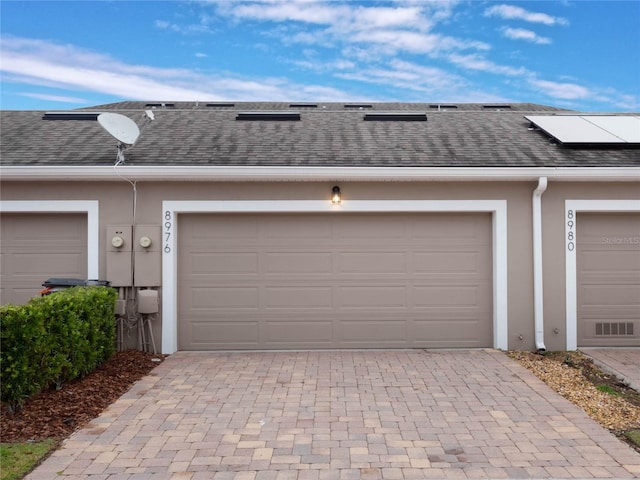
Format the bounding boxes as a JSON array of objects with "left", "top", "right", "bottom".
[
  {"left": 161, "top": 199, "right": 508, "bottom": 354},
  {"left": 0, "top": 200, "right": 100, "bottom": 279},
  {"left": 2, "top": 165, "right": 640, "bottom": 182},
  {"left": 565, "top": 199, "right": 640, "bottom": 350}
]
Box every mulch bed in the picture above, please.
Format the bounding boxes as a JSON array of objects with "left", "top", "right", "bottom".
[{"left": 1, "top": 350, "right": 163, "bottom": 442}]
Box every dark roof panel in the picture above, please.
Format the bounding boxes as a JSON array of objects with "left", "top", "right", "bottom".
[{"left": 363, "top": 112, "right": 427, "bottom": 122}]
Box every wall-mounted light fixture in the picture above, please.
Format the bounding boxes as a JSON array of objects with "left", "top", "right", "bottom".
[{"left": 331, "top": 185, "right": 342, "bottom": 204}]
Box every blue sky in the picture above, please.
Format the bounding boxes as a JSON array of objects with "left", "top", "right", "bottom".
[{"left": 1, "top": 1, "right": 639, "bottom": 111}]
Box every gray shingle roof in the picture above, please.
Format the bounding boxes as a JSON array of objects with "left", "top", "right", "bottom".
[{"left": 1, "top": 102, "right": 638, "bottom": 167}]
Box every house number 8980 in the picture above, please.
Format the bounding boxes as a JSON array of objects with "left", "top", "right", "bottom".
[{"left": 567, "top": 209, "right": 575, "bottom": 252}]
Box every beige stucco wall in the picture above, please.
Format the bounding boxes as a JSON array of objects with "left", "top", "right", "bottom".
[{"left": 3, "top": 178, "right": 637, "bottom": 351}]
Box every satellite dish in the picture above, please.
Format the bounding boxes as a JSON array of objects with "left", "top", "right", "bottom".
[{"left": 97, "top": 113, "right": 140, "bottom": 145}]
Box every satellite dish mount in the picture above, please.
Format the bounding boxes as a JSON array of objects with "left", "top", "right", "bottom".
[{"left": 97, "top": 113, "right": 141, "bottom": 165}]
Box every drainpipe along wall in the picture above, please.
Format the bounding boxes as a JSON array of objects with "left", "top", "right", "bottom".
[{"left": 533, "top": 177, "right": 548, "bottom": 352}]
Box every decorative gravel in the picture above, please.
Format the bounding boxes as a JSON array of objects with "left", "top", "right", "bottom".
[{"left": 509, "top": 351, "right": 640, "bottom": 433}]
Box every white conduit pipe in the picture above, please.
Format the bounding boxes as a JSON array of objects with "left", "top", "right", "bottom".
[{"left": 533, "top": 177, "right": 548, "bottom": 352}]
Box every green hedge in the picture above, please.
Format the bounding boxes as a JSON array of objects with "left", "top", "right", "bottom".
[{"left": 0, "top": 286, "right": 117, "bottom": 412}]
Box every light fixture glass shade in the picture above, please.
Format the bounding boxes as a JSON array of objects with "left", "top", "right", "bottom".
[{"left": 331, "top": 185, "right": 341, "bottom": 204}]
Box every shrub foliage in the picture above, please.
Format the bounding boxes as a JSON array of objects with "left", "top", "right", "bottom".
[{"left": 1, "top": 286, "right": 117, "bottom": 412}]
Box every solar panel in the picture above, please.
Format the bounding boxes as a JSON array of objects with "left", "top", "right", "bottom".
[
  {"left": 584, "top": 116, "right": 640, "bottom": 143},
  {"left": 525, "top": 115, "right": 640, "bottom": 144}
]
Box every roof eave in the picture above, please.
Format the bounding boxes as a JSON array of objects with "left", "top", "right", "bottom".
[{"left": 1, "top": 165, "right": 639, "bottom": 182}]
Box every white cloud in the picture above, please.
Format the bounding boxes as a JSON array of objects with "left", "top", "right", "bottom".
[
  {"left": 154, "top": 18, "right": 214, "bottom": 35},
  {"left": 501, "top": 27, "right": 551, "bottom": 45},
  {"left": 529, "top": 79, "right": 591, "bottom": 100},
  {"left": 0, "top": 35, "right": 353, "bottom": 102},
  {"left": 19, "top": 92, "right": 89, "bottom": 104},
  {"left": 215, "top": 0, "right": 488, "bottom": 57},
  {"left": 528, "top": 78, "right": 638, "bottom": 109},
  {"left": 609, "top": 93, "right": 639, "bottom": 111},
  {"left": 292, "top": 57, "right": 355, "bottom": 73},
  {"left": 349, "top": 29, "right": 489, "bottom": 55},
  {"left": 335, "top": 59, "right": 468, "bottom": 96},
  {"left": 484, "top": 4, "right": 568, "bottom": 26},
  {"left": 352, "top": 6, "right": 431, "bottom": 31},
  {"left": 222, "top": 1, "right": 348, "bottom": 25},
  {"left": 448, "top": 53, "right": 528, "bottom": 77}
]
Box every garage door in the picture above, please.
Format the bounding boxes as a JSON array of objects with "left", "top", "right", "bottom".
[
  {"left": 577, "top": 213, "right": 640, "bottom": 347},
  {"left": 178, "top": 213, "right": 492, "bottom": 350},
  {"left": 0, "top": 213, "right": 87, "bottom": 305}
]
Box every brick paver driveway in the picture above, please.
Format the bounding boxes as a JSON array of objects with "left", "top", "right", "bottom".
[{"left": 28, "top": 350, "right": 640, "bottom": 479}]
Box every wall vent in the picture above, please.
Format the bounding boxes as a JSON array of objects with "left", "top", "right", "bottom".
[
  {"left": 206, "top": 103, "right": 235, "bottom": 108},
  {"left": 595, "top": 322, "right": 635, "bottom": 336},
  {"left": 236, "top": 111, "right": 301, "bottom": 121},
  {"left": 289, "top": 103, "right": 317, "bottom": 108}
]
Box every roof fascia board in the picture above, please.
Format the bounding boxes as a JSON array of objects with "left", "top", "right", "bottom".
[{"left": 1, "top": 166, "right": 639, "bottom": 182}]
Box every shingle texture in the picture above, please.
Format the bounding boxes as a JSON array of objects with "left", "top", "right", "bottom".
[{"left": 1, "top": 102, "right": 638, "bottom": 167}]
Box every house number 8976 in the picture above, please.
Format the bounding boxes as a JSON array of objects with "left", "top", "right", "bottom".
[
  {"left": 164, "top": 211, "right": 172, "bottom": 253},
  {"left": 567, "top": 209, "right": 575, "bottom": 252}
]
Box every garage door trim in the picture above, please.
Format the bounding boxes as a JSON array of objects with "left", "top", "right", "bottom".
[
  {"left": 0, "top": 200, "right": 99, "bottom": 278},
  {"left": 162, "top": 200, "right": 508, "bottom": 354},
  {"left": 565, "top": 199, "right": 640, "bottom": 350}
]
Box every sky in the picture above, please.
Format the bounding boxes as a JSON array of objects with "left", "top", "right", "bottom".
[{"left": 1, "top": 0, "right": 639, "bottom": 112}]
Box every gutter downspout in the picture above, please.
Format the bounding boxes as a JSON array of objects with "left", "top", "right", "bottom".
[{"left": 533, "top": 177, "right": 548, "bottom": 352}]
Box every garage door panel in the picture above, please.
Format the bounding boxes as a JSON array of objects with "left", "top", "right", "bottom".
[
  {"left": 178, "top": 213, "right": 492, "bottom": 350},
  {"left": 12, "top": 253, "right": 85, "bottom": 275},
  {"left": 265, "top": 252, "right": 332, "bottom": 274},
  {"left": 263, "top": 320, "right": 334, "bottom": 346},
  {"left": 190, "top": 252, "right": 259, "bottom": 274},
  {"left": 190, "top": 287, "right": 259, "bottom": 309},
  {"left": 336, "top": 216, "right": 408, "bottom": 239},
  {"left": 6, "top": 215, "right": 85, "bottom": 241},
  {"left": 578, "top": 213, "right": 640, "bottom": 347},
  {"left": 411, "top": 318, "right": 490, "bottom": 347},
  {"left": 265, "top": 286, "right": 333, "bottom": 309},
  {"left": 265, "top": 217, "right": 332, "bottom": 239},
  {"left": 338, "top": 251, "right": 405, "bottom": 274},
  {"left": 580, "top": 249, "right": 640, "bottom": 272},
  {"left": 189, "top": 216, "right": 258, "bottom": 239},
  {"left": 339, "top": 285, "right": 407, "bottom": 309},
  {"left": 412, "top": 215, "right": 488, "bottom": 240},
  {"left": 339, "top": 319, "right": 408, "bottom": 344},
  {"left": 413, "top": 285, "right": 484, "bottom": 307},
  {"left": 413, "top": 251, "right": 485, "bottom": 273},
  {"left": 191, "top": 320, "right": 259, "bottom": 347},
  {"left": 581, "top": 285, "right": 640, "bottom": 307}
]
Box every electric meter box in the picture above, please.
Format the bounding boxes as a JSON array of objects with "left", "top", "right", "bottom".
[
  {"left": 106, "top": 225, "right": 132, "bottom": 287},
  {"left": 134, "top": 225, "right": 161, "bottom": 287}
]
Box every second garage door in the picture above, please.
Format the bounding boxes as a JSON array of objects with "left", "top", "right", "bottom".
[
  {"left": 178, "top": 213, "right": 493, "bottom": 350},
  {"left": 577, "top": 213, "right": 640, "bottom": 347},
  {"left": 1, "top": 213, "right": 87, "bottom": 305}
]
